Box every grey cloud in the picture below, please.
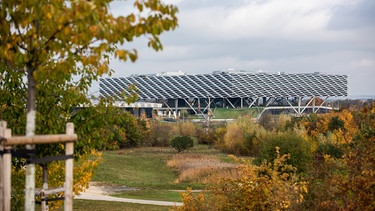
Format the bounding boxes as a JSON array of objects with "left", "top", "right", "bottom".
[
  {"left": 328, "top": 1, "right": 375, "bottom": 29},
  {"left": 101, "top": 0, "right": 375, "bottom": 97}
]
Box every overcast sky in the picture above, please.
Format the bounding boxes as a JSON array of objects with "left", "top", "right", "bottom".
[{"left": 96, "top": 0, "right": 375, "bottom": 97}]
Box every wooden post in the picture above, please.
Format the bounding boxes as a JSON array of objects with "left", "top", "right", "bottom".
[
  {"left": 0, "top": 120, "right": 6, "bottom": 211},
  {"left": 64, "top": 123, "right": 74, "bottom": 211},
  {"left": 41, "top": 165, "right": 48, "bottom": 211},
  {"left": 0, "top": 121, "right": 77, "bottom": 211},
  {"left": 3, "top": 129, "right": 12, "bottom": 211}
]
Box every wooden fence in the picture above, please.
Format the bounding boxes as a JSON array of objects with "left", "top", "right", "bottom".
[{"left": 0, "top": 121, "right": 77, "bottom": 211}]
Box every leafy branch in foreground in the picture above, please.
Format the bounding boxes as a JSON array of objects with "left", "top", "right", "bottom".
[{"left": 1, "top": 0, "right": 178, "bottom": 209}]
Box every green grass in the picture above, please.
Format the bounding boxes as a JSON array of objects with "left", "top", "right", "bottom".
[
  {"left": 93, "top": 148, "right": 174, "bottom": 187},
  {"left": 213, "top": 108, "right": 260, "bottom": 119},
  {"left": 55, "top": 199, "right": 172, "bottom": 211},
  {"left": 92, "top": 147, "right": 202, "bottom": 190},
  {"left": 89, "top": 145, "right": 233, "bottom": 208},
  {"left": 112, "top": 189, "right": 182, "bottom": 202},
  {"left": 91, "top": 147, "right": 213, "bottom": 203}
]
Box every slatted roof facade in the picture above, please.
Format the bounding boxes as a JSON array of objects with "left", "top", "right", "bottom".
[{"left": 99, "top": 72, "right": 348, "bottom": 99}]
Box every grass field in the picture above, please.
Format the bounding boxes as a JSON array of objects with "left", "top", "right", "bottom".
[
  {"left": 90, "top": 145, "right": 230, "bottom": 203},
  {"left": 213, "top": 108, "right": 260, "bottom": 119},
  {"left": 68, "top": 145, "right": 235, "bottom": 210},
  {"left": 56, "top": 199, "right": 172, "bottom": 211}
]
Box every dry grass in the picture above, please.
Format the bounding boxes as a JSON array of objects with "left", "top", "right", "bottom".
[{"left": 166, "top": 154, "right": 238, "bottom": 184}]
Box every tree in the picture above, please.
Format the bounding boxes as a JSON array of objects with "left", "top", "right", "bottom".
[
  {"left": 257, "top": 131, "right": 313, "bottom": 173},
  {"left": 0, "top": 0, "right": 178, "bottom": 209}
]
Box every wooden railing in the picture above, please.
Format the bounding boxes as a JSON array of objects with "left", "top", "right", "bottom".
[{"left": 0, "top": 121, "right": 77, "bottom": 211}]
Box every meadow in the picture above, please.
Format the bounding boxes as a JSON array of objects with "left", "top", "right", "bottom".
[{"left": 70, "top": 145, "right": 236, "bottom": 210}]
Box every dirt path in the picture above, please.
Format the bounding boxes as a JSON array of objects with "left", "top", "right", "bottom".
[{"left": 74, "top": 182, "right": 183, "bottom": 207}]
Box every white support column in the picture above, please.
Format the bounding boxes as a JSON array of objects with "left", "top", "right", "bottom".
[
  {"left": 265, "top": 97, "right": 275, "bottom": 107},
  {"left": 64, "top": 123, "right": 74, "bottom": 211},
  {"left": 162, "top": 100, "right": 173, "bottom": 116},
  {"left": 301, "top": 96, "right": 315, "bottom": 114},
  {"left": 183, "top": 99, "right": 197, "bottom": 114},
  {"left": 313, "top": 97, "right": 316, "bottom": 113},
  {"left": 286, "top": 98, "right": 299, "bottom": 114},
  {"left": 314, "top": 96, "right": 329, "bottom": 113},
  {"left": 203, "top": 97, "right": 213, "bottom": 112},
  {"left": 197, "top": 98, "right": 201, "bottom": 113},
  {"left": 225, "top": 98, "right": 236, "bottom": 108},
  {"left": 248, "top": 98, "right": 257, "bottom": 108}
]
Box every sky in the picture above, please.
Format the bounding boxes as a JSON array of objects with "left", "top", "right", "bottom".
[{"left": 94, "top": 0, "right": 375, "bottom": 97}]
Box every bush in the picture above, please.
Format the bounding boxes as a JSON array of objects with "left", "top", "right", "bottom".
[
  {"left": 176, "top": 150, "right": 307, "bottom": 211},
  {"left": 196, "top": 128, "right": 216, "bottom": 145},
  {"left": 222, "top": 122, "right": 248, "bottom": 155},
  {"left": 171, "top": 136, "right": 194, "bottom": 152},
  {"left": 179, "top": 122, "right": 196, "bottom": 137},
  {"left": 256, "top": 131, "right": 313, "bottom": 173},
  {"left": 316, "top": 143, "right": 344, "bottom": 159},
  {"left": 216, "top": 116, "right": 267, "bottom": 156},
  {"left": 302, "top": 104, "right": 375, "bottom": 210},
  {"left": 149, "top": 121, "right": 179, "bottom": 146}
]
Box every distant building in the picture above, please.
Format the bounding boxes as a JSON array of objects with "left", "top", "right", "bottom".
[{"left": 99, "top": 70, "right": 348, "bottom": 117}]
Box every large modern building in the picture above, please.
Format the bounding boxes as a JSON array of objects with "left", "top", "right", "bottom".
[{"left": 99, "top": 70, "right": 348, "bottom": 117}]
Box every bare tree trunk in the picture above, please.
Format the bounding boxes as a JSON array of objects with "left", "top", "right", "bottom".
[{"left": 25, "top": 70, "right": 37, "bottom": 211}]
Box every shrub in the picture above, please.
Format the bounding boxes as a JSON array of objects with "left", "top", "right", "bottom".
[
  {"left": 222, "top": 122, "right": 247, "bottom": 155},
  {"left": 217, "top": 116, "right": 267, "bottom": 156},
  {"left": 115, "top": 111, "right": 142, "bottom": 148},
  {"left": 176, "top": 149, "right": 307, "bottom": 211},
  {"left": 258, "top": 112, "right": 275, "bottom": 130},
  {"left": 256, "top": 131, "right": 313, "bottom": 173},
  {"left": 149, "top": 121, "right": 179, "bottom": 146},
  {"left": 166, "top": 154, "right": 236, "bottom": 183},
  {"left": 328, "top": 116, "right": 345, "bottom": 131},
  {"left": 302, "top": 103, "right": 375, "bottom": 210},
  {"left": 171, "top": 136, "right": 194, "bottom": 152},
  {"left": 195, "top": 128, "right": 216, "bottom": 145},
  {"left": 316, "top": 143, "right": 344, "bottom": 159},
  {"left": 179, "top": 122, "right": 196, "bottom": 137},
  {"left": 275, "top": 114, "right": 292, "bottom": 132},
  {"left": 138, "top": 113, "right": 152, "bottom": 146}
]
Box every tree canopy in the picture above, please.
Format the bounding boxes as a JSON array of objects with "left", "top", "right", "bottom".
[
  {"left": 0, "top": 0, "right": 178, "bottom": 209},
  {"left": 1, "top": 0, "right": 178, "bottom": 89}
]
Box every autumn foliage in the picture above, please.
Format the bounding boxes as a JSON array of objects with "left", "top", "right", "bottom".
[
  {"left": 0, "top": 0, "right": 178, "bottom": 209},
  {"left": 177, "top": 101, "right": 375, "bottom": 210},
  {"left": 176, "top": 149, "right": 307, "bottom": 211}
]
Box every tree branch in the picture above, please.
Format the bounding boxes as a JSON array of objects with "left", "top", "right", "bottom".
[
  {"left": 10, "top": 13, "right": 28, "bottom": 51},
  {"left": 42, "top": 21, "right": 73, "bottom": 49},
  {"left": 5, "top": 59, "right": 25, "bottom": 73}
]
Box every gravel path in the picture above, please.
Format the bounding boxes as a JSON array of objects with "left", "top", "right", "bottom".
[{"left": 74, "top": 182, "right": 183, "bottom": 207}]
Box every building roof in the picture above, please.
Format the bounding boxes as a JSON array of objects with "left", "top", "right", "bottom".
[{"left": 99, "top": 72, "right": 348, "bottom": 99}]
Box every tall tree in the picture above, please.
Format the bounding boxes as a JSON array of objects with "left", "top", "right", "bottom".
[{"left": 0, "top": 0, "right": 178, "bottom": 209}]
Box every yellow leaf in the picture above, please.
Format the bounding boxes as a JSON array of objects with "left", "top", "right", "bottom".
[
  {"left": 64, "top": 26, "right": 70, "bottom": 35},
  {"left": 89, "top": 25, "right": 97, "bottom": 36},
  {"left": 115, "top": 50, "right": 127, "bottom": 60},
  {"left": 97, "top": 64, "right": 108, "bottom": 75}
]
